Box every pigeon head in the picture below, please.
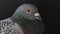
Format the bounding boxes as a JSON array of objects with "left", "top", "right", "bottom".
[
  {"left": 12, "top": 4, "right": 41, "bottom": 20},
  {"left": 11, "top": 4, "right": 44, "bottom": 33}
]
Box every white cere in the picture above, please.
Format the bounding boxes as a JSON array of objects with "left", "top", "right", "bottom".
[{"left": 34, "top": 13, "right": 40, "bottom": 16}]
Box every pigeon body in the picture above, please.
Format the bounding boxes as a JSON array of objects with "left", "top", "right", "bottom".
[{"left": 0, "top": 4, "right": 45, "bottom": 34}]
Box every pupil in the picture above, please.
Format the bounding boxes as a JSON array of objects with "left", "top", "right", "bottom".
[{"left": 27, "top": 9, "right": 30, "bottom": 12}]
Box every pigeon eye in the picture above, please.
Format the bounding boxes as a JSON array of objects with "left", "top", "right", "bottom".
[{"left": 26, "top": 8, "right": 31, "bottom": 14}]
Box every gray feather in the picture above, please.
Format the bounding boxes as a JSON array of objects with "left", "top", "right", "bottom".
[{"left": 0, "top": 18, "right": 24, "bottom": 34}]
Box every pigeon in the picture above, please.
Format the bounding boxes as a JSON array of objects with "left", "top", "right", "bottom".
[{"left": 0, "top": 4, "right": 45, "bottom": 34}]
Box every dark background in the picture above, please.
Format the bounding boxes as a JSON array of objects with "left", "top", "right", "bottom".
[{"left": 1, "top": 0, "right": 60, "bottom": 34}]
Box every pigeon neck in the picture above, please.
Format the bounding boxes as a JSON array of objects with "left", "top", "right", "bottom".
[{"left": 11, "top": 14, "right": 24, "bottom": 23}]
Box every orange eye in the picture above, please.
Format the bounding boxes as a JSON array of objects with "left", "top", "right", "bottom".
[{"left": 26, "top": 8, "right": 31, "bottom": 14}]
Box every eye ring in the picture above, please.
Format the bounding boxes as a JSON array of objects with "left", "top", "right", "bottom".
[{"left": 26, "top": 8, "right": 31, "bottom": 14}]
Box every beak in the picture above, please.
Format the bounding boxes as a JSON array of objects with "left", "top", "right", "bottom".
[{"left": 34, "top": 12, "right": 41, "bottom": 20}]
